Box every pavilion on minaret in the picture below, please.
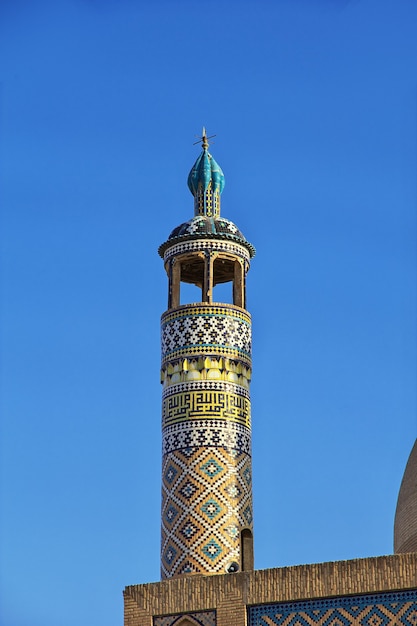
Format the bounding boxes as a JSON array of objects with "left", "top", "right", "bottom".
[{"left": 123, "top": 132, "right": 416, "bottom": 626}]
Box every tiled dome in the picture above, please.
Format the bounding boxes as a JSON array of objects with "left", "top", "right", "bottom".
[
  {"left": 394, "top": 439, "right": 417, "bottom": 553},
  {"left": 158, "top": 216, "right": 255, "bottom": 258}
]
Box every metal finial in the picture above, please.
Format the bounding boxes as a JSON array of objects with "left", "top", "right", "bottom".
[
  {"left": 201, "top": 127, "right": 209, "bottom": 149},
  {"left": 193, "top": 127, "right": 216, "bottom": 149}
]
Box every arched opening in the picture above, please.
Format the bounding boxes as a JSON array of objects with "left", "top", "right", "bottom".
[
  {"left": 212, "top": 256, "right": 233, "bottom": 304},
  {"left": 212, "top": 257, "right": 244, "bottom": 307},
  {"left": 169, "top": 255, "right": 206, "bottom": 308},
  {"left": 241, "top": 528, "right": 254, "bottom": 571},
  {"left": 180, "top": 256, "right": 205, "bottom": 305},
  {"left": 167, "top": 253, "right": 246, "bottom": 309}
]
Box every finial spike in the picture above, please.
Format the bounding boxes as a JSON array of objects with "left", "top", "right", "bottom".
[
  {"left": 201, "top": 126, "right": 209, "bottom": 150},
  {"left": 193, "top": 127, "right": 216, "bottom": 149}
]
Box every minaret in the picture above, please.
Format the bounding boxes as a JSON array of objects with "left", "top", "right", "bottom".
[{"left": 158, "top": 130, "right": 256, "bottom": 579}]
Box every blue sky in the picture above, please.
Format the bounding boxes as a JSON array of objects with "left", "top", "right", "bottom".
[{"left": 1, "top": 1, "right": 416, "bottom": 625}]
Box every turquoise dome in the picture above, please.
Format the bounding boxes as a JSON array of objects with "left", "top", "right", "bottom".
[{"left": 187, "top": 149, "right": 225, "bottom": 197}]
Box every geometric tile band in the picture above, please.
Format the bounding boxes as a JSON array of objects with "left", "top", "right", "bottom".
[
  {"left": 163, "top": 380, "right": 250, "bottom": 401},
  {"left": 163, "top": 238, "right": 250, "bottom": 263},
  {"left": 248, "top": 589, "right": 417, "bottom": 626},
  {"left": 162, "top": 344, "right": 251, "bottom": 367},
  {"left": 162, "top": 304, "right": 251, "bottom": 326},
  {"left": 161, "top": 305, "right": 251, "bottom": 364},
  {"left": 161, "top": 446, "right": 253, "bottom": 579},
  {"left": 162, "top": 420, "right": 251, "bottom": 455},
  {"left": 154, "top": 610, "right": 216, "bottom": 626},
  {"left": 162, "top": 390, "right": 251, "bottom": 428}
]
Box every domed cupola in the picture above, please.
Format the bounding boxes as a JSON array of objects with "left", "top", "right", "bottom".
[
  {"left": 187, "top": 127, "right": 225, "bottom": 218},
  {"left": 159, "top": 216, "right": 255, "bottom": 258},
  {"left": 158, "top": 129, "right": 255, "bottom": 259}
]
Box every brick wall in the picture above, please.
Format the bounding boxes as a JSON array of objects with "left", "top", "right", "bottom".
[{"left": 124, "top": 553, "right": 417, "bottom": 626}]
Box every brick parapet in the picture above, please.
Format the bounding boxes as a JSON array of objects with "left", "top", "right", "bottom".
[{"left": 124, "top": 553, "right": 417, "bottom": 626}]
